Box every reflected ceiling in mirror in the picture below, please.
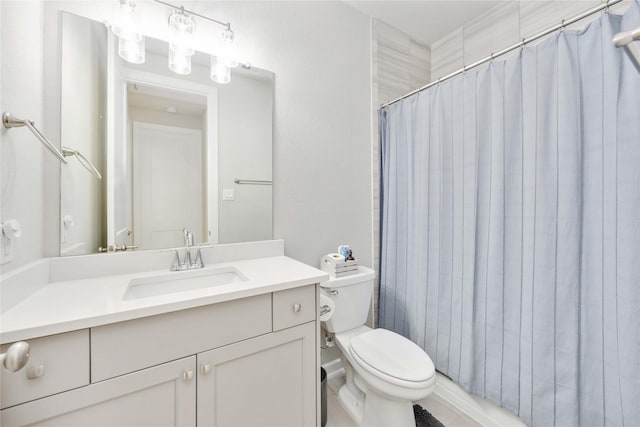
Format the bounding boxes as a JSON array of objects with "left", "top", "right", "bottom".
[{"left": 59, "top": 12, "right": 273, "bottom": 256}]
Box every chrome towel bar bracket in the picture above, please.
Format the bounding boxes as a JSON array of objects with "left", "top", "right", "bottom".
[
  {"left": 62, "top": 146, "right": 103, "bottom": 179},
  {"left": 2, "top": 112, "right": 67, "bottom": 164}
]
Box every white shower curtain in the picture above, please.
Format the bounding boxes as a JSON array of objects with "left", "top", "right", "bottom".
[{"left": 378, "top": 3, "right": 640, "bottom": 426}]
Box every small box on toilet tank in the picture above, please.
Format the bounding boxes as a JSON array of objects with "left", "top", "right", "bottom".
[{"left": 320, "top": 253, "right": 358, "bottom": 277}]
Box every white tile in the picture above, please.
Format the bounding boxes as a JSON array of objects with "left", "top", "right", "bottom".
[
  {"left": 463, "top": 1, "right": 520, "bottom": 66},
  {"left": 520, "top": 1, "right": 601, "bottom": 39},
  {"left": 410, "top": 40, "right": 431, "bottom": 88},
  {"left": 431, "top": 28, "right": 464, "bottom": 81}
]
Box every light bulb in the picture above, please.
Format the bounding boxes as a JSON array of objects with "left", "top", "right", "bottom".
[
  {"left": 211, "top": 56, "right": 231, "bottom": 84},
  {"left": 169, "top": 46, "right": 192, "bottom": 75},
  {"left": 119, "top": 36, "right": 145, "bottom": 64}
]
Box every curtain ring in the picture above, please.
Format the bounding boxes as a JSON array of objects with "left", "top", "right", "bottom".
[{"left": 560, "top": 19, "right": 566, "bottom": 31}]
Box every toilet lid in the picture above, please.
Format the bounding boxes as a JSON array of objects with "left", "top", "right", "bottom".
[{"left": 350, "top": 329, "right": 434, "bottom": 382}]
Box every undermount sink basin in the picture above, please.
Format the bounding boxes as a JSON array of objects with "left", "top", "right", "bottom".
[{"left": 123, "top": 267, "right": 247, "bottom": 300}]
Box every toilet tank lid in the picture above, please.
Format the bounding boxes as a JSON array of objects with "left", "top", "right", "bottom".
[{"left": 319, "top": 266, "right": 375, "bottom": 288}]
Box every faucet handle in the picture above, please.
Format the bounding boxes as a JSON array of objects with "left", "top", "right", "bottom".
[
  {"left": 170, "top": 249, "right": 182, "bottom": 271},
  {"left": 193, "top": 248, "right": 204, "bottom": 268}
]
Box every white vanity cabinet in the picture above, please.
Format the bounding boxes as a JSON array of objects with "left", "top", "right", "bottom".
[
  {"left": 1, "top": 284, "right": 318, "bottom": 427},
  {"left": 1, "top": 356, "right": 196, "bottom": 427},
  {"left": 197, "top": 322, "right": 316, "bottom": 427}
]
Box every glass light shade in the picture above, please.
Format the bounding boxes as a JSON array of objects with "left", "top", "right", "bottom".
[
  {"left": 218, "top": 29, "right": 238, "bottom": 68},
  {"left": 112, "top": 0, "right": 145, "bottom": 64},
  {"left": 168, "top": 12, "right": 195, "bottom": 56},
  {"left": 211, "top": 56, "right": 231, "bottom": 84},
  {"left": 169, "top": 46, "right": 192, "bottom": 75},
  {"left": 118, "top": 36, "right": 145, "bottom": 64}
]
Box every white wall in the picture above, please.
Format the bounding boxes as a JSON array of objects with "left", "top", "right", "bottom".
[
  {"left": 1, "top": 0, "right": 373, "bottom": 271},
  {"left": 198, "top": 1, "right": 372, "bottom": 267},
  {"left": 0, "top": 1, "right": 45, "bottom": 271}
]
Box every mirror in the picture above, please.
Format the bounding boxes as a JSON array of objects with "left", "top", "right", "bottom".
[{"left": 59, "top": 12, "right": 273, "bottom": 256}]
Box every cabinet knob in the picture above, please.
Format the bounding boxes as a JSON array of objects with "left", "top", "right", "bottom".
[
  {"left": 0, "top": 341, "right": 30, "bottom": 372},
  {"left": 328, "top": 289, "right": 339, "bottom": 296},
  {"left": 182, "top": 370, "right": 194, "bottom": 381},
  {"left": 200, "top": 363, "right": 211, "bottom": 375},
  {"left": 293, "top": 303, "right": 302, "bottom": 313},
  {"left": 27, "top": 363, "right": 44, "bottom": 380}
]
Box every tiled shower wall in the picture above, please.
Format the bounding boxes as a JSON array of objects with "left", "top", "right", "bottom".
[
  {"left": 431, "top": 0, "right": 631, "bottom": 80},
  {"left": 371, "top": 19, "right": 431, "bottom": 327}
]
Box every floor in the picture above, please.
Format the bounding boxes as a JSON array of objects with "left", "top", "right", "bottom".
[{"left": 325, "top": 375, "right": 482, "bottom": 427}]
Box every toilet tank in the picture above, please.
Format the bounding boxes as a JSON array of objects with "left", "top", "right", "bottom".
[{"left": 320, "top": 266, "right": 375, "bottom": 333}]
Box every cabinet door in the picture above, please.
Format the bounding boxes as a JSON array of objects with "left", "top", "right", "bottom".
[
  {"left": 1, "top": 356, "right": 196, "bottom": 427},
  {"left": 197, "top": 322, "right": 316, "bottom": 427}
]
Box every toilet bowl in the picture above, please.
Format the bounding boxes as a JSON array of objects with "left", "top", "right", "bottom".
[{"left": 320, "top": 267, "right": 435, "bottom": 427}]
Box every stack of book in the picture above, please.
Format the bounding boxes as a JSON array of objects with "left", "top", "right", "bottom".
[{"left": 320, "top": 254, "right": 359, "bottom": 278}]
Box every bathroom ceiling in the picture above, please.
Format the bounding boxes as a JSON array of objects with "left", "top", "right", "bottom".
[{"left": 345, "top": 0, "right": 504, "bottom": 45}]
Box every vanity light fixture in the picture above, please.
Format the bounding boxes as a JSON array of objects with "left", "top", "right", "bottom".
[
  {"left": 154, "top": 0, "right": 239, "bottom": 83},
  {"left": 112, "top": 0, "right": 145, "bottom": 64},
  {"left": 109, "top": 0, "right": 239, "bottom": 82}
]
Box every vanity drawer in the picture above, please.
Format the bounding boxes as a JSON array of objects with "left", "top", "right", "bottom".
[
  {"left": 272, "top": 285, "right": 316, "bottom": 331},
  {"left": 91, "top": 293, "right": 272, "bottom": 382},
  {"left": 0, "top": 330, "right": 89, "bottom": 409}
]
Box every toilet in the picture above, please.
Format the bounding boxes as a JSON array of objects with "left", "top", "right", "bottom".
[{"left": 320, "top": 266, "right": 435, "bottom": 427}]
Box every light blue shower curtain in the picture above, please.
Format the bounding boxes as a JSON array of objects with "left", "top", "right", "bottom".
[{"left": 378, "top": 3, "right": 640, "bottom": 427}]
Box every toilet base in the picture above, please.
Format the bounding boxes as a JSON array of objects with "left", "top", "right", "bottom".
[
  {"left": 337, "top": 384, "right": 364, "bottom": 425},
  {"left": 337, "top": 382, "right": 417, "bottom": 427}
]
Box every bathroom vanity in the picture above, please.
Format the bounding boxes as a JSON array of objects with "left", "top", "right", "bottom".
[{"left": 0, "top": 240, "right": 327, "bottom": 427}]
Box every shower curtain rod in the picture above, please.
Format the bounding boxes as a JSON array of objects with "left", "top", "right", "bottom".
[{"left": 380, "top": 0, "right": 624, "bottom": 109}]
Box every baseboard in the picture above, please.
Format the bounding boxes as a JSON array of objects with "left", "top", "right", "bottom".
[
  {"left": 322, "top": 358, "right": 345, "bottom": 380},
  {"left": 432, "top": 373, "right": 526, "bottom": 427}
]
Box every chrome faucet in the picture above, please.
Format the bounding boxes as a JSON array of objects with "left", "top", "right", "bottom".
[{"left": 171, "top": 228, "right": 204, "bottom": 271}]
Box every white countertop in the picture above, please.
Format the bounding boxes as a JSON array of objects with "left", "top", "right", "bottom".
[{"left": 1, "top": 256, "right": 328, "bottom": 344}]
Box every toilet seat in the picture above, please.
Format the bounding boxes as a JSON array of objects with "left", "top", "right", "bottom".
[{"left": 349, "top": 329, "right": 435, "bottom": 388}]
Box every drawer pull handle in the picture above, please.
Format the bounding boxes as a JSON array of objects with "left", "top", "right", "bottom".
[
  {"left": 200, "top": 363, "right": 211, "bottom": 375},
  {"left": 293, "top": 303, "right": 302, "bottom": 313},
  {"left": 27, "top": 363, "right": 44, "bottom": 380},
  {"left": 182, "top": 370, "right": 194, "bottom": 381},
  {"left": 328, "top": 289, "right": 339, "bottom": 296},
  {"left": 0, "top": 341, "right": 30, "bottom": 373}
]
